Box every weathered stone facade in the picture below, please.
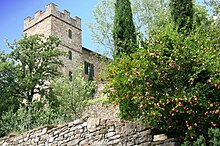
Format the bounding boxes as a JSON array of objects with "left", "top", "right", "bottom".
[
  {"left": 24, "top": 3, "right": 108, "bottom": 80},
  {"left": 0, "top": 117, "right": 181, "bottom": 146}
]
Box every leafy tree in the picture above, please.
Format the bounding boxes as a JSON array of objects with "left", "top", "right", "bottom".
[
  {"left": 88, "top": 0, "right": 168, "bottom": 55},
  {"left": 113, "top": 0, "right": 136, "bottom": 56},
  {"left": 0, "top": 51, "right": 21, "bottom": 117},
  {"left": 88, "top": 0, "right": 214, "bottom": 55},
  {"left": 170, "top": 0, "right": 194, "bottom": 33},
  {"left": 204, "top": 0, "right": 220, "bottom": 16},
  {"left": 193, "top": 3, "right": 210, "bottom": 28},
  {"left": 0, "top": 66, "right": 97, "bottom": 137},
  {"left": 49, "top": 66, "right": 97, "bottom": 120},
  {"left": 0, "top": 34, "right": 65, "bottom": 103}
]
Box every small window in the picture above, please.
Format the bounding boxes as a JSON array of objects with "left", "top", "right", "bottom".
[
  {"left": 69, "top": 71, "right": 72, "bottom": 81},
  {"left": 84, "top": 61, "right": 94, "bottom": 80},
  {"left": 68, "top": 51, "right": 72, "bottom": 60},
  {"left": 68, "top": 29, "right": 72, "bottom": 39}
]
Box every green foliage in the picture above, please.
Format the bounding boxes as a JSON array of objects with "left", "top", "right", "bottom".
[
  {"left": 87, "top": 97, "right": 109, "bottom": 105},
  {"left": 104, "top": 24, "right": 220, "bottom": 141},
  {"left": 88, "top": 0, "right": 169, "bottom": 54},
  {"left": 0, "top": 51, "right": 21, "bottom": 116},
  {"left": 182, "top": 128, "right": 220, "bottom": 146},
  {"left": 204, "top": 0, "right": 220, "bottom": 17},
  {"left": 49, "top": 66, "right": 97, "bottom": 120},
  {"left": 170, "top": 0, "right": 194, "bottom": 33},
  {"left": 0, "top": 34, "right": 65, "bottom": 103},
  {"left": 113, "top": 0, "right": 136, "bottom": 56},
  {"left": 0, "top": 100, "right": 65, "bottom": 137},
  {"left": 0, "top": 66, "right": 97, "bottom": 137}
]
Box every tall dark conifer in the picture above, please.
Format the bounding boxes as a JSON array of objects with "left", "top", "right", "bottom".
[
  {"left": 113, "top": 0, "right": 136, "bottom": 57},
  {"left": 170, "top": 0, "right": 194, "bottom": 33}
]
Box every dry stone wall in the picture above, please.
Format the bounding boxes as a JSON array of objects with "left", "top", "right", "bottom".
[{"left": 0, "top": 117, "right": 180, "bottom": 146}]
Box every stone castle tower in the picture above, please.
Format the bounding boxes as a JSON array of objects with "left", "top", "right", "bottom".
[{"left": 24, "top": 3, "right": 107, "bottom": 81}]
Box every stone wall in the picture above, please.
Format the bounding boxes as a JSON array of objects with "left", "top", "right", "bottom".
[
  {"left": 0, "top": 118, "right": 180, "bottom": 146},
  {"left": 24, "top": 3, "right": 82, "bottom": 74}
]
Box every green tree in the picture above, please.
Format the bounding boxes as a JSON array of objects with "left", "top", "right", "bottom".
[
  {"left": 90, "top": 0, "right": 169, "bottom": 54},
  {"left": 113, "top": 0, "right": 136, "bottom": 56},
  {"left": 0, "top": 34, "right": 64, "bottom": 103},
  {"left": 49, "top": 66, "right": 97, "bottom": 120},
  {"left": 170, "top": 0, "right": 194, "bottom": 33},
  {"left": 88, "top": 0, "right": 213, "bottom": 56},
  {"left": 0, "top": 51, "right": 21, "bottom": 117},
  {"left": 204, "top": 0, "right": 220, "bottom": 16}
]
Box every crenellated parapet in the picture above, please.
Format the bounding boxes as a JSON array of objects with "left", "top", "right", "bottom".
[{"left": 24, "top": 3, "right": 81, "bottom": 31}]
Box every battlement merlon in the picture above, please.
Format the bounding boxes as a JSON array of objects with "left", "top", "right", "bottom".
[{"left": 24, "top": 3, "right": 81, "bottom": 31}]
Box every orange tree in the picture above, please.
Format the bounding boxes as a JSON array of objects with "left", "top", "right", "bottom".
[{"left": 104, "top": 24, "right": 220, "bottom": 141}]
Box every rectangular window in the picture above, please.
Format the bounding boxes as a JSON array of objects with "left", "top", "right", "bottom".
[{"left": 84, "top": 61, "right": 94, "bottom": 77}]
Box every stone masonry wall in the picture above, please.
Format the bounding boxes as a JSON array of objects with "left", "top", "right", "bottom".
[
  {"left": 0, "top": 118, "right": 180, "bottom": 146},
  {"left": 23, "top": 3, "right": 109, "bottom": 81},
  {"left": 24, "top": 3, "right": 82, "bottom": 75}
]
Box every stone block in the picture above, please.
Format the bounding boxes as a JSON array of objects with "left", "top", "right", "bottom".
[
  {"left": 136, "top": 125, "right": 148, "bottom": 132},
  {"left": 2, "top": 142, "right": 8, "bottom": 146},
  {"left": 82, "top": 122, "right": 87, "bottom": 127},
  {"left": 109, "top": 134, "right": 121, "bottom": 140},
  {"left": 99, "top": 128, "right": 108, "bottom": 134},
  {"left": 107, "top": 138, "right": 121, "bottom": 145},
  {"left": 105, "top": 132, "right": 116, "bottom": 138},
  {"left": 121, "top": 123, "right": 136, "bottom": 136},
  {"left": 108, "top": 125, "right": 115, "bottom": 132},
  {"left": 73, "top": 119, "right": 84, "bottom": 125},
  {"left": 140, "top": 129, "right": 151, "bottom": 136},
  {"left": 135, "top": 135, "right": 153, "bottom": 144},
  {"left": 153, "top": 134, "right": 168, "bottom": 141},
  {"left": 48, "top": 137, "right": 55, "bottom": 143},
  {"left": 87, "top": 118, "right": 100, "bottom": 132}
]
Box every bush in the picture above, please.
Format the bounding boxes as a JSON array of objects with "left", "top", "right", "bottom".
[
  {"left": 182, "top": 128, "right": 220, "bottom": 146},
  {"left": 0, "top": 100, "right": 65, "bottom": 137},
  {"left": 104, "top": 24, "right": 220, "bottom": 141}
]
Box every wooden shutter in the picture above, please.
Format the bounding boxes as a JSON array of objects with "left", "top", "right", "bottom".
[{"left": 84, "top": 61, "right": 88, "bottom": 74}]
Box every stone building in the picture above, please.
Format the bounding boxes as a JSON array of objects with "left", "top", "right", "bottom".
[{"left": 24, "top": 3, "right": 108, "bottom": 82}]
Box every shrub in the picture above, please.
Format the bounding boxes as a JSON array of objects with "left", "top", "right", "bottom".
[
  {"left": 104, "top": 24, "right": 220, "bottom": 141},
  {"left": 182, "top": 128, "right": 220, "bottom": 146},
  {"left": 0, "top": 100, "right": 65, "bottom": 137}
]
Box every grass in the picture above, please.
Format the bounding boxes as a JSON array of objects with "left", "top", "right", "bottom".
[{"left": 86, "top": 96, "right": 110, "bottom": 105}]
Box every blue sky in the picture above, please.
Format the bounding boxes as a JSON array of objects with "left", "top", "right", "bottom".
[
  {"left": 0, "top": 0, "right": 99, "bottom": 54},
  {"left": 0, "top": 0, "right": 209, "bottom": 55}
]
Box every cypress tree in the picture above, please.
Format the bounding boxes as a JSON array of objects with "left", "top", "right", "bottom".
[
  {"left": 113, "top": 0, "right": 136, "bottom": 57},
  {"left": 170, "top": 0, "right": 194, "bottom": 33}
]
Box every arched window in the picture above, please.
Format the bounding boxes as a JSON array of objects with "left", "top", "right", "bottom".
[
  {"left": 68, "top": 29, "right": 72, "bottom": 39},
  {"left": 68, "top": 51, "right": 72, "bottom": 60}
]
